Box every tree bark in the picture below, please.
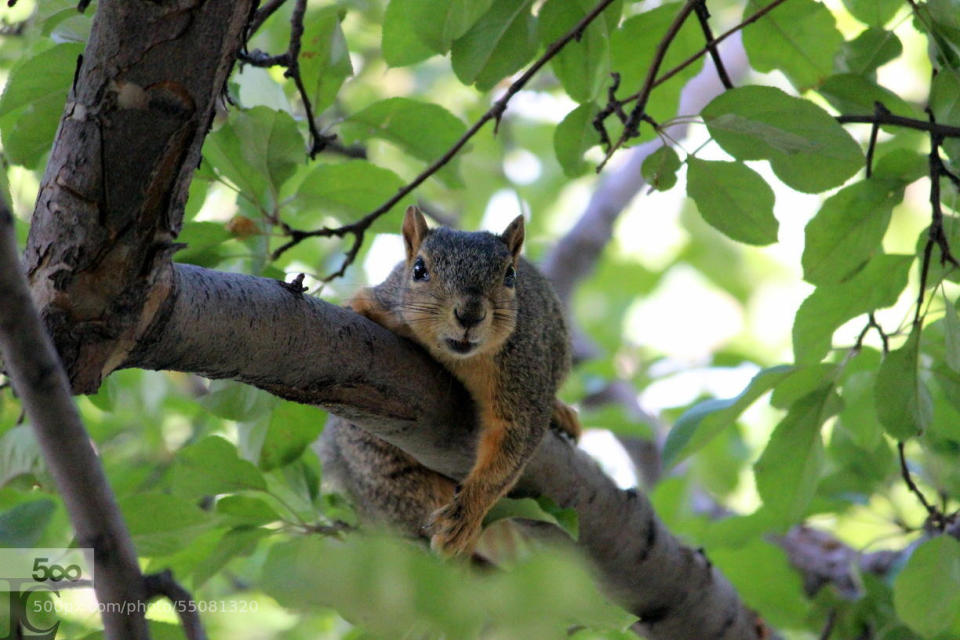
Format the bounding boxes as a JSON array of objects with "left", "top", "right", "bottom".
[
  {"left": 25, "top": 0, "right": 254, "bottom": 393},
  {"left": 0, "top": 206, "right": 149, "bottom": 639}
]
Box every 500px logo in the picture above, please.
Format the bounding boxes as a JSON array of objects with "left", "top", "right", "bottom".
[{"left": 0, "top": 548, "right": 94, "bottom": 640}]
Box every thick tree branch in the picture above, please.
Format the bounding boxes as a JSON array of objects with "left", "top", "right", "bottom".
[
  {"left": 0, "top": 205, "right": 150, "bottom": 639},
  {"left": 124, "top": 263, "right": 763, "bottom": 640},
  {"left": 24, "top": 0, "right": 255, "bottom": 394}
]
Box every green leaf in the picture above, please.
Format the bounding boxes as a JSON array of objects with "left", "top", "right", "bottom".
[
  {"left": 792, "top": 253, "right": 913, "bottom": 364},
  {"left": 382, "top": 0, "right": 437, "bottom": 66},
  {"left": 770, "top": 364, "right": 839, "bottom": 409},
  {"left": 0, "top": 500, "right": 55, "bottom": 547},
  {"left": 0, "top": 425, "right": 44, "bottom": 488},
  {"left": 259, "top": 401, "right": 325, "bottom": 471},
  {"left": 686, "top": 158, "right": 778, "bottom": 245},
  {"left": 299, "top": 7, "right": 353, "bottom": 116},
  {"left": 174, "top": 221, "right": 234, "bottom": 267},
  {"left": 120, "top": 493, "right": 216, "bottom": 556},
  {"left": 484, "top": 496, "right": 578, "bottom": 540},
  {"left": 893, "top": 536, "right": 960, "bottom": 639},
  {"left": 839, "top": 28, "right": 903, "bottom": 75},
  {"left": 754, "top": 387, "right": 839, "bottom": 524},
  {"left": 450, "top": 0, "right": 536, "bottom": 91},
  {"left": 837, "top": 369, "right": 883, "bottom": 450},
  {"left": 702, "top": 86, "right": 864, "bottom": 193},
  {"left": 664, "top": 365, "right": 796, "bottom": 467},
  {"left": 873, "top": 148, "right": 929, "bottom": 184},
  {"left": 199, "top": 379, "right": 272, "bottom": 421},
  {"left": 171, "top": 436, "right": 268, "bottom": 497},
  {"left": 538, "top": 0, "right": 621, "bottom": 103},
  {"left": 294, "top": 160, "right": 410, "bottom": 220},
  {"left": 216, "top": 495, "right": 282, "bottom": 526},
  {"left": 842, "top": 0, "right": 902, "bottom": 27},
  {"left": 710, "top": 539, "right": 811, "bottom": 629},
  {"left": 340, "top": 98, "right": 468, "bottom": 187},
  {"left": 202, "top": 107, "right": 304, "bottom": 211},
  {"left": 407, "top": 0, "right": 495, "bottom": 54},
  {"left": 944, "top": 293, "right": 960, "bottom": 373},
  {"left": 641, "top": 146, "right": 681, "bottom": 191},
  {"left": 193, "top": 526, "right": 269, "bottom": 588},
  {"left": 554, "top": 103, "right": 600, "bottom": 177},
  {"left": 0, "top": 43, "right": 83, "bottom": 167},
  {"left": 875, "top": 327, "right": 932, "bottom": 440},
  {"left": 819, "top": 74, "right": 921, "bottom": 121},
  {"left": 742, "top": 0, "right": 842, "bottom": 91},
  {"left": 802, "top": 179, "right": 902, "bottom": 286}
]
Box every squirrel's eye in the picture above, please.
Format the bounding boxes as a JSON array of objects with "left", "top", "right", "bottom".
[
  {"left": 504, "top": 265, "right": 516, "bottom": 288},
  {"left": 413, "top": 257, "right": 430, "bottom": 282}
]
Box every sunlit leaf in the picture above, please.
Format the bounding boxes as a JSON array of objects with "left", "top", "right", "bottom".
[
  {"left": 340, "top": 98, "right": 468, "bottom": 187},
  {"left": 451, "top": 0, "right": 536, "bottom": 90},
  {"left": 554, "top": 103, "right": 600, "bottom": 176},
  {"left": 802, "top": 179, "right": 902, "bottom": 285},
  {"left": 171, "top": 436, "right": 268, "bottom": 497},
  {"left": 874, "top": 327, "right": 932, "bottom": 440},
  {"left": 792, "top": 254, "right": 913, "bottom": 363},
  {"left": 702, "top": 86, "right": 864, "bottom": 193},
  {"left": 0, "top": 43, "right": 82, "bottom": 167},
  {"left": 754, "top": 386, "right": 839, "bottom": 523},
  {"left": 893, "top": 536, "right": 960, "bottom": 639},
  {"left": 686, "top": 158, "right": 778, "bottom": 245},
  {"left": 664, "top": 366, "right": 795, "bottom": 467},
  {"left": 641, "top": 145, "right": 681, "bottom": 192},
  {"left": 538, "top": 0, "right": 621, "bottom": 103},
  {"left": 742, "top": 0, "right": 843, "bottom": 91}
]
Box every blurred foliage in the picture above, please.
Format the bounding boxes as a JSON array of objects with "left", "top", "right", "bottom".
[{"left": 2, "top": 0, "right": 960, "bottom": 638}]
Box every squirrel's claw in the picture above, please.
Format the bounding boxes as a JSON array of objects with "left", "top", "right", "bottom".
[{"left": 428, "top": 500, "right": 481, "bottom": 557}]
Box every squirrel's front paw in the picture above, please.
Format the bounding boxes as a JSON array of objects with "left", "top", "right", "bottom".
[{"left": 427, "top": 500, "right": 481, "bottom": 557}]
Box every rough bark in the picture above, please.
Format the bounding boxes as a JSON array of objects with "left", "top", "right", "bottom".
[
  {"left": 126, "top": 263, "right": 762, "bottom": 640},
  {"left": 24, "top": 0, "right": 254, "bottom": 394},
  {"left": 0, "top": 206, "right": 149, "bottom": 640}
]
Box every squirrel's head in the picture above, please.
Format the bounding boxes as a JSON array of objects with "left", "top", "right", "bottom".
[{"left": 398, "top": 206, "right": 523, "bottom": 360}]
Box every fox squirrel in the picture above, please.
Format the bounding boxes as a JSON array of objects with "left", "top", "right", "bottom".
[{"left": 336, "top": 206, "right": 579, "bottom": 555}]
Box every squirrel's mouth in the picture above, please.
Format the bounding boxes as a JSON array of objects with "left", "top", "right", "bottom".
[{"left": 445, "top": 338, "right": 477, "bottom": 355}]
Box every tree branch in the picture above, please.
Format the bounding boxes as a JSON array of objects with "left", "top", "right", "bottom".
[
  {"left": 25, "top": 0, "right": 256, "bottom": 394},
  {"left": 123, "top": 263, "right": 764, "bottom": 640},
  {"left": 0, "top": 205, "right": 150, "bottom": 639}
]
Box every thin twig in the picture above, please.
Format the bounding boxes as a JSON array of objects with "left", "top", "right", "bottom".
[
  {"left": 613, "top": 0, "right": 792, "bottom": 111},
  {"left": 915, "top": 111, "right": 960, "bottom": 325},
  {"left": 693, "top": 0, "right": 733, "bottom": 90},
  {"left": 854, "top": 312, "right": 889, "bottom": 354},
  {"left": 864, "top": 102, "right": 886, "bottom": 179},
  {"left": 598, "top": 0, "right": 699, "bottom": 170},
  {"left": 272, "top": 0, "right": 622, "bottom": 276},
  {"left": 247, "top": 0, "right": 288, "bottom": 38},
  {"left": 819, "top": 609, "right": 837, "bottom": 640},
  {"left": 145, "top": 570, "right": 208, "bottom": 640},
  {"left": 239, "top": 0, "right": 337, "bottom": 158},
  {"left": 897, "top": 442, "right": 944, "bottom": 530},
  {"left": 837, "top": 113, "right": 960, "bottom": 138}
]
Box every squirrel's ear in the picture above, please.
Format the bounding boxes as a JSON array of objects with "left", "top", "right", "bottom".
[
  {"left": 402, "top": 206, "right": 429, "bottom": 262},
  {"left": 500, "top": 215, "right": 524, "bottom": 261}
]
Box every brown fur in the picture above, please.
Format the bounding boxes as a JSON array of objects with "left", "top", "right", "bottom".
[{"left": 344, "top": 206, "right": 579, "bottom": 555}]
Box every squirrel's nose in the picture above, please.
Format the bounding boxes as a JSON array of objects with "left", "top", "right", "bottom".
[{"left": 454, "top": 307, "right": 486, "bottom": 329}]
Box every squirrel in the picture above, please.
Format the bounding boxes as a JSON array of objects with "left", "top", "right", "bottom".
[{"left": 338, "top": 206, "right": 580, "bottom": 556}]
